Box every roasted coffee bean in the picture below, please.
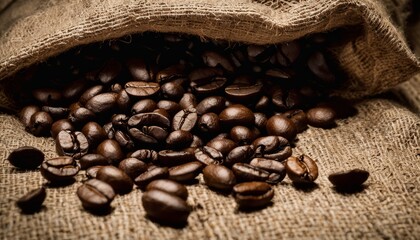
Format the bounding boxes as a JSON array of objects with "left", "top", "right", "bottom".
[
  {"left": 233, "top": 181, "right": 274, "bottom": 209},
  {"left": 7, "top": 146, "right": 44, "bottom": 169},
  {"left": 155, "top": 64, "right": 185, "bottom": 83},
  {"left": 225, "top": 80, "right": 263, "bottom": 103},
  {"left": 250, "top": 158, "right": 286, "bottom": 184},
  {"left": 98, "top": 58, "right": 122, "bottom": 84},
  {"left": 125, "top": 81, "right": 160, "bottom": 98},
  {"left": 283, "top": 109, "right": 308, "bottom": 133},
  {"left": 40, "top": 156, "right": 80, "bottom": 182},
  {"left": 130, "top": 149, "right": 158, "bottom": 163},
  {"left": 77, "top": 179, "right": 115, "bottom": 212},
  {"left": 110, "top": 83, "right": 123, "bottom": 93},
  {"left": 306, "top": 106, "right": 336, "bottom": 128},
  {"left": 172, "top": 108, "right": 198, "bottom": 131},
  {"left": 195, "top": 146, "right": 224, "bottom": 165},
  {"left": 202, "top": 50, "right": 235, "bottom": 72},
  {"left": 161, "top": 81, "right": 185, "bottom": 100},
  {"left": 153, "top": 108, "right": 171, "bottom": 119},
  {"left": 63, "top": 79, "right": 90, "bottom": 102},
  {"left": 179, "top": 93, "right": 197, "bottom": 109},
  {"left": 285, "top": 155, "right": 318, "bottom": 184},
  {"left": 254, "top": 112, "right": 267, "bottom": 130},
  {"left": 266, "top": 115, "right": 297, "bottom": 141},
  {"left": 255, "top": 96, "right": 270, "bottom": 111},
  {"left": 128, "top": 112, "right": 170, "bottom": 129},
  {"left": 307, "top": 51, "right": 336, "bottom": 84},
  {"left": 111, "top": 114, "right": 129, "bottom": 129},
  {"left": 166, "top": 130, "right": 193, "bottom": 149},
  {"left": 96, "top": 166, "right": 133, "bottom": 194},
  {"left": 196, "top": 96, "right": 225, "bottom": 115},
  {"left": 102, "top": 122, "right": 115, "bottom": 139},
  {"left": 232, "top": 163, "right": 270, "bottom": 182},
  {"left": 197, "top": 113, "right": 220, "bottom": 133},
  {"left": 129, "top": 126, "right": 168, "bottom": 144},
  {"left": 157, "top": 100, "right": 182, "bottom": 117},
  {"left": 157, "top": 150, "right": 195, "bottom": 166},
  {"left": 41, "top": 106, "right": 69, "bottom": 119},
  {"left": 51, "top": 119, "right": 75, "bottom": 138},
  {"left": 55, "top": 130, "right": 89, "bottom": 159},
  {"left": 114, "top": 130, "right": 135, "bottom": 150},
  {"left": 20, "top": 105, "right": 41, "bottom": 127},
  {"left": 134, "top": 166, "right": 169, "bottom": 189},
  {"left": 168, "top": 161, "right": 204, "bottom": 182},
  {"left": 203, "top": 164, "right": 236, "bottom": 191},
  {"left": 79, "top": 85, "right": 104, "bottom": 105},
  {"left": 85, "top": 92, "right": 118, "bottom": 114},
  {"left": 79, "top": 154, "right": 109, "bottom": 170},
  {"left": 16, "top": 187, "right": 46, "bottom": 213},
  {"left": 146, "top": 179, "right": 188, "bottom": 200},
  {"left": 126, "top": 57, "right": 153, "bottom": 82},
  {"left": 132, "top": 99, "right": 157, "bottom": 115},
  {"left": 219, "top": 104, "right": 255, "bottom": 127},
  {"left": 230, "top": 126, "right": 256, "bottom": 145},
  {"left": 27, "top": 111, "right": 53, "bottom": 136},
  {"left": 225, "top": 145, "right": 255, "bottom": 166},
  {"left": 318, "top": 97, "right": 357, "bottom": 119},
  {"left": 118, "top": 158, "right": 147, "bottom": 179},
  {"left": 275, "top": 41, "right": 301, "bottom": 67},
  {"left": 190, "top": 135, "right": 204, "bottom": 148},
  {"left": 32, "top": 88, "right": 62, "bottom": 106},
  {"left": 81, "top": 122, "right": 107, "bottom": 146},
  {"left": 252, "top": 136, "right": 292, "bottom": 161},
  {"left": 328, "top": 169, "right": 369, "bottom": 189},
  {"left": 206, "top": 138, "right": 238, "bottom": 157},
  {"left": 86, "top": 165, "right": 103, "bottom": 179},
  {"left": 271, "top": 88, "right": 302, "bottom": 111},
  {"left": 96, "top": 139, "right": 125, "bottom": 165},
  {"left": 189, "top": 67, "right": 227, "bottom": 95},
  {"left": 142, "top": 189, "right": 191, "bottom": 225},
  {"left": 68, "top": 105, "right": 95, "bottom": 125}
]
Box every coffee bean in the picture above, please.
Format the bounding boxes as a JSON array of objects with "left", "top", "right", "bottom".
[
  {"left": 225, "top": 80, "right": 263, "bottom": 103},
  {"left": 202, "top": 50, "right": 235, "bottom": 72},
  {"left": 7, "top": 146, "right": 44, "bottom": 169},
  {"left": 118, "top": 158, "right": 147, "bottom": 179},
  {"left": 203, "top": 164, "right": 236, "bottom": 191},
  {"left": 306, "top": 106, "right": 336, "bottom": 128},
  {"left": 19, "top": 105, "right": 40, "bottom": 127},
  {"left": 96, "top": 139, "right": 124, "bottom": 165},
  {"left": 266, "top": 115, "right": 297, "bottom": 141},
  {"left": 81, "top": 122, "right": 107, "bottom": 147},
  {"left": 161, "top": 81, "right": 185, "bottom": 100},
  {"left": 233, "top": 181, "right": 274, "bottom": 209},
  {"left": 232, "top": 163, "right": 270, "bottom": 182},
  {"left": 219, "top": 105, "right": 255, "bottom": 127},
  {"left": 85, "top": 92, "right": 118, "bottom": 114},
  {"left": 189, "top": 67, "right": 227, "bottom": 95},
  {"left": 275, "top": 40, "right": 301, "bottom": 67},
  {"left": 62, "top": 79, "right": 90, "bottom": 102},
  {"left": 179, "top": 93, "right": 197, "bottom": 109},
  {"left": 98, "top": 58, "right": 122, "bottom": 84},
  {"left": 40, "top": 156, "right": 80, "bottom": 183},
  {"left": 27, "top": 111, "right": 53, "bottom": 136},
  {"left": 41, "top": 106, "right": 69, "bottom": 119},
  {"left": 225, "top": 145, "right": 255, "bottom": 166},
  {"left": 130, "top": 149, "right": 158, "bottom": 163},
  {"left": 32, "top": 88, "right": 62, "bottom": 106},
  {"left": 126, "top": 57, "right": 153, "bottom": 82},
  {"left": 230, "top": 126, "right": 256, "bottom": 145},
  {"left": 96, "top": 166, "right": 133, "bottom": 194},
  {"left": 16, "top": 187, "right": 46, "bottom": 213},
  {"left": 155, "top": 64, "right": 185, "bottom": 83},
  {"left": 86, "top": 165, "right": 103, "bottom": 179},
  {"left": 157, "top": 150, "right": 195, "bottom": 166},
  {"left": 285, "top": 155, "right": 318, "bottom": 184},
  {"left": 131, "top": 99, "right": 157, "bottom": 115},
  {"left": 128, "top": 112, "right": 171, "bottom": 129},
  {"left": 129, "top": 126, "right": 168, "bottom": 144},
  {"left": 250, "top": 158, "right": 286, "bottom": 184},
  {"left": 51, "top": 119, "right": 75, "bottom": 138},
  {"left": 197, "top": 113, "right": 220, "bottom": 133},
  {"left": 114, "top": 130, "right": 135, "bottom": 150},
  {"left": 79, "top": 85, "right": 104, "bottom": 105},
  {"left": 68, "top": 105, "right": 95, "bottom": 125},
  {"left": 146, "top": 179, "right": 188, "bottom": 200},
  {"left": 255, "top": 96, "right": 270, "bottom": 111},
  {"left": 283, "top": 109, "right": 307, "bottom": 133},
  {"left": 307, "top": 51, "right": 336, "bottom": 84},
  {"left": 254, "top": 112, "right": 267, "bottom": 130},
  {"left": 252, "top": 136, "right": 292, "bottom": 161},
  {"left": 195, "top": 146, "right": 224, "bottom": 165},
  {"left": 165, "top": 130, "right": 193, "bottom": 149},
  {"left": 111, "top": 114, "right": 129, "bottom": 130},
  {"left": 55, "top": 130, "right": 89, "bottom": 159},
  {"left": 142, "top": 189, "right": 191, "bottom": 225},
  {"left": 328, "top": 169, "right": 369, "bottom": 189},
  {"left": 77, "top": 179, "right": 115, "bottom": 212},
  {"left": 168, "top": 161, "right": 204, "bottom": 182},
  {"left": 190, "top": 135, "right": 204, "bottom": 148},
  {"left": 172, "top": 108, "right": 198, "bottom": 131},
  {"left": 134, "top": 166, "right": 169, "bottom": 189},
  {"left": 125, "top": 81, "right": 160, "bottom": 98},
  {"left": 157, "top": 100, "right": 182, "bottom": 117},
  {"left": 79, "top": 154, "right": 109, "bottom": 170},
  {"left": 206, "top": 138, "right": 238, "bottom": 157},
  {"left": 196, "top": 96, "right": 225, "bottom": 115}
]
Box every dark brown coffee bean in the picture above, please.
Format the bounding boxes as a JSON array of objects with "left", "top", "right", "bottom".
[
  {"left": 79, "top": 85, "right": 104, "bottom": 105},
  {"left": 219, "top": 104, "right": 255, "bottom": 127},
  {"left": 155, "top": 64, "right": 185, "bottom": 83},
  {"left": 126, "top": 57, "right": 153, "bottom": 82},
  {"left": 111, "top": 114, "right": 128, "bottom": 130},
  {"left": 40, "top": 156, "right": 80, "bottom": 182},
  {"left": 157, "top": 150, "right": 195, "bottom": 166},
  {"left": 98, "top": 59, "right": 122, "bottom": 84},
  {"left": 41, "top": 106, "right": 69, "bottom": 119},
  {"left": 62, "top": 79, "right": 90, "bottom": 102},
  {"left": 20, "top": 105, "right": 40, "bottom": 127},
  {"left": 206, "top": 138, "right": 238, "bottom": 157},
  {"left": 16, "top": 187, "right": 46, "bottom": 213},
  {"left": 190, "top": 135, "right": 204, "bottom": 148},
  {"left": 134, "top": 166, "right": 169, "bottom": 189},
  {"left": 196, "top": 96, "right": 225, "bottom": 115},
  {"left": 233, "top": 181, "right": 274, "bottom": 209},
  {"left": 283, "top": 109, "right": 307, "bottom": 133},
  {"left": 318, "top": 97, "right": 357, "bottom": 119},
  {"left": 85, "top": 92, "right": 118, "bottom": 114},
  {"left": 202, "top": 50, "right": 235, "bottom": 72},
  {"left": 79, "top": 154, "right": 109, "bottom": 170},
  {"left": 86, "top": 165, "right": 103, "bottom": 179},
  {"left": 166, "top": 130, "right": 193, "bottom": 149},
  {"left": 255, "top": 95, "right": 270, "bottom": 111},
  {"left": 146, "top": 179, "right": 188, "bottom": 200},
  {"left": 189, "top": 67, "right": 227, "bottom": 95},
  {"left": 7, "top": 146, "right": 44, "bottom": 169},
  {"left": 203, "top": 164, "right": 236, "bottom": 191},
  {"left": 116, "top": 90, "right": 131, "bottom": 112},
  {"left": 172, "top": 108, "right": 198, "bottom": 131},
  {"left": 274, "top": 40, "right": 301, "bottom": 66},
  {"left": 252, "top": 136, "right": 292, "bottom": 161},
  {"left": 153, "top": 108, "right": 171, "bottom": 119},
  {"left": 195, "top": 146, "right": 224, "bottom": 165},
  {"left": 197, "top": 113, "right": 220, "bottom": 133},
  {"left": 96, "top": 166, "right": 133, "bottom": 194},
  {"left": 232, "top": 163, "right": 270, "bottom": 182},
  {"left": 306, "top": 106, "right": 336, "bottom": 128},
  {"left": 51, "top": 119, "right": 74, "bottom": 138},
  {"left": 168, "top": 161, "right": 204, "bottom": 182},
  {"left": 157, "top": 100, "right": 182, "bottom": 117},
  {"left": 32, "top": 88, "right": 62, "bottom": 106},
  {"left": 266, "top": 115, "right": 297, "bottom": 141},
  {"left": 55, "top": 130, "right": 89, "bottom": 159},
  {"left": 118, "top": 158, "right": 147, "bottom": 179},
  {"left": 102, "top": 122, "right": 115, "bottom": 139},
  {"left": 96, "top": 139, "right": 125, "bottom": 165},
  {"left": 285, "top": 155, "right": 318, "bottom": 184},
  {"left": 250, "top": 158, "right": 286, "bottom": 184},
  {"left": 230, "top": 126, "right": 256, "bottom": 145},
  {"left": 225, "top": 81, "right": 263, "bottom": 103},
  {"left": 129, "top": 126, "right": 168, "bottom": 144},
  {"left": 254, "top": 112, "right": 267, "bottom": 130},
  {"left": 307, "top": 51, "right": 336, "bottom": 84},
  {"left": 125, "top": 81, "right": 160, "bottom": 98},
  {"left": 142, "top": 189, "right": 191, "bottom": 225},
  {"left": 27, "top": 111, "right": 53, "bottom": 136},
  {"left": 114, "top": 130, "right": 135, "bottom": 150},
  {"left": 131, "top": 99, "right": 157, "bottom": 115},
  {"left": 161, "top": 81, "right": 185, "bottom": 100},
  {"left": 179, "top": 93, "right": 197, "bottom": 109},
  {"left": 77, "top": 179, "right": 115, "bottom": 212},
  {"left": 225, "top": 145, "right": 255, "bottom": 166},
  {"left": 68, "top": 105, "right": 95, "bottom": 125},
  {"left": 81, "top": 122, "right": 107, "bottom": 147},
  {"left": 328, "top": 169, "right": 369, "bottom": 189},
  {"left": 128, "top": 112, "right": 171, "bottom": 129},
  {"left": 130, "top": 149, "right": 158, "bottom": 163}
]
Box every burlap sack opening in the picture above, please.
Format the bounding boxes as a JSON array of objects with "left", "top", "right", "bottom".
[{"left": 1, "top": 0, "right": 420, "bottom": 239}]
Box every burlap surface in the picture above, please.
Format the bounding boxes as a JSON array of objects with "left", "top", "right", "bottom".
[{"left": 1, "top": 0, "right": 420, "bottom": 239}]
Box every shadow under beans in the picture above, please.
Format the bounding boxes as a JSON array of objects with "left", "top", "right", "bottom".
[
  {"left": 44, "top": 179, "right": 76, "bottom": 188},
  {"left": 20, "top": 205, "right": 47, "bottom": 215},
  {"left": 234, "top": 202, "right": 274, "bottom": 214},
  {"left": 84, "top": 206, "right": 115, "bottom": 216},
  {"left": 145, "top": 214, "right": 188, "bottom": 229},
  {"left": 332, "top": 184, "right": 369, "bottom": 195},
  {"left": 292, "top": 182, "right": 319, "bottom": 193},
  {"left": 9, "top": 167, "right": 40, "bottom": 174}
]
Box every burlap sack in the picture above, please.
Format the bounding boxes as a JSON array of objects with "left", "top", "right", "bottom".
[{"left": 1, "top": 0, "right": 420, "bottom": 239}]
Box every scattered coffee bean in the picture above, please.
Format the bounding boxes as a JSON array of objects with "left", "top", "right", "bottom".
[
  {"left": 285, "top": 155, "right": 318, "bottom": 184},
  {"left": 40, "top": 156, "right": 80, "bottom": 183},
  {"left": 306, "top": 106, "right": 336, "bottom": 128},
  {"left": 203, "top": 164, "right": 236, "bottom": 191},
  {"left": 328, "top": 169, "right": 369, "bottom": 189},
  {"left": 96, "top": 166, "right": 133, "bottom": 194},
  {"left": 134, "top": 166, "right": 169, "bottom": 189},
  {"left": 146, "top": 179, "right": 188, "bottom": 200},
  {"left": 232, "top": 163, "right": 270, "bottom": 182},
  {"left": 233, "top": 181, "right": 274, "bottom": 209},
  {"left": 168, "top": 161, "right": 203, "bottom": 182},
  {"left": 77, "top": 179, "right": 115, "bottom": 212},
  {"left": 7, "top": 146, "right": 44, "bottom": 169},
  {"left": 16, "top": 187, "right": 46, "bottom": 213},
  {"left": 118, "top": 158, "right": 148, "bottom": 179},
  {"left": 79, "top": 153, "right": 109, "bottom": 170}
]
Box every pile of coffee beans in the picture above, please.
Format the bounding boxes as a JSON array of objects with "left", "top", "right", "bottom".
[{"left": 8, "top": 32, "right": 369, "bottom": 225}]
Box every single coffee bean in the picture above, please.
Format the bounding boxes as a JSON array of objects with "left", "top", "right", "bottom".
[
  {"left": 166, "top": 130, "right": 193, "bottom": 149},
  {"left": 96, "top": 139, "right": 125, "bottom": 165},
  {"left": 155, "top": 64, "right": 185, "bottom": 83},
  {"left": 51, "top": 119, "right": 75, "bottom": 138},
  {"left": 254, "top": 112, "right": 267, "bottom": 130},
  {"left": 62, "top": 79, "right": 90, "bottom": 102},
  {"left": 111, "top": 114, "right": 129, "bottom": 130},
  {"left": 307, "top": 51, "right": 336, "bottom": 84},
  {"left": 114, "top": 130, "right": 135, "bottom": 150},
  {"left": 98, "top": 58, "right": 122, "bottom": 84},
  {"left": 179, "top": 93, "right": 197, "bottom": 109},
  {"left": 266, "top": 115, "right": 297, "bottom": 141},
  {"left": 79, "top": 85, "right": 104, "bottom": 105},
  {"left": 219, "top": 105, "right": 255, "bottom": 127},
  {"left": 55, "top": 130, "right": 89, "bottom": 159},
  {"left": 131, "top": 99, "right": 157, "bottom": 115},
  {"left": 68, "top": 105, "right": 95, "bottom": 125},
  {"left": 86, "top": 165, "right": 103, "bottom": 179},
  {"left": 16, "top": 187, "right": 46, "bottom": 213},
  {"left": 77, "top": 179, "right": 115, "bottom": 212},
  {"left": 196, "top": 96, "right": 226, "bottom": 115},
  {"left": 197, "top": 113, "right": 220, "bottom": 133},
  {"left": 134, "top": 166, "right": 169, "bottom": 190},
  {"left": 172, "top": 108, "right": 198, "bottom": 131},
  {"left": 190, "top": 135, "right": 204, "bottom": 148},
  {"left": 41, "top": 106, "right": 70, "bottom": 119},
  {"left": 232, "top": 163, "right": 270, "bottom": 182},
  {"left": 202, "top": 50, "right": 235, "bottom": 72},
  {"left": 128, "top": 112, "right": 171, "bottom": 129},
  {"left": 275, "top": 40, "right": 301, "bottom": 66},
  {"left": 225, "top": 145, "right": 255, "bottom": 166},
  {"left": 252, "top": 136, "right": 292, "bottom": 161},
  {"left": 168, "top": 161, "right": 204, "bottom": 182},
  {"left": 125, "top": 81, "right": 160, "bottom": 98},
  {"left": 250, "top": 158, "right": 286, "bottom": 184},
  {"left": 157, "top": 150, "right": 195, "bottom": 166},
  {"left": 142, "top": 189, "right": 191, "bottom": 225},
  {"left": 233, "top": 181, "right": 274, "bottom": 209},
  {"left": 32, "top": 88, "right": 63, "bottom": 106},
  {"left": 161, "top": 81, "right": 185, "bottom": 100},
  {"left": 306, "top": 106, "right": 336, "bottom": 128},
  {"left": 189, "top": 67, "right": 227, "bottom": 95},
  {"left": 102, "top": 122, "right": 115, "bottom": 139},
  {"left": 130, "top": 149, "right": 158, "bottom": 163},
  {"left": 129, "top": 125, "right": 168, "bottom": 144},
  {"left": 328, "top": 169, "right": 369, "bottom": 189},
  {"left": 27, "top": 111, "right": 53, "bottom": 136},
  {"left": 283, "top": 109, "right": 308, "bottom": 133},
  {"left": 195, "top": 146, "right": 224, "bottom": 165},
  {"left": 7, "top": 146, "right": 44, "bottom": 169},
  {"left": 79, "top": 154, "right": 109, "bottom": 170},
  {"left": 126, "top": 57, "right": 153, "bottom": 82},
  {"left": 224, "top": 80, "right": 263, "bottom": 103},
  {"left": 96, "top": 166, "right": 133, "bottom": 194},
  {"left": 206, "top": 138, "right": 238, "bottom": 157},
  {"left": 118, "top": 158, "right": 148, "bottom": 179},
  {"left": 85, "top": 92, "right": 118, "bottom": 114},
  {"left": 203, "top": 164, "right": 236, "bottom": 191},
  {"left": 81, "top": 122, "right": 107, "bottom": 147},
  {"left": 157, "top": 100, "right": 182, "bottom": 117},
  {"left": 230, "top": 126, "right": 256, "bottom": 145},
  {"left": 146, "top": 179, "right": 188, "bottom": 200},
  {"left": 285, "top": 155, "right": 318, "bottom": 184},
  {"left": 19, "top": 105, "right": 40, "bottom": 127},
  {"left": 255, "top": 96, "right": 270, "bottom": 111},
  {"left": 40, "top": 156, "right": 80, "bottom": 183}
]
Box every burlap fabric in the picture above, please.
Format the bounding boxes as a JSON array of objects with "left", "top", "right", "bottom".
[{"left": 1, "top": 0, "right": 420, "bottom": 239}]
